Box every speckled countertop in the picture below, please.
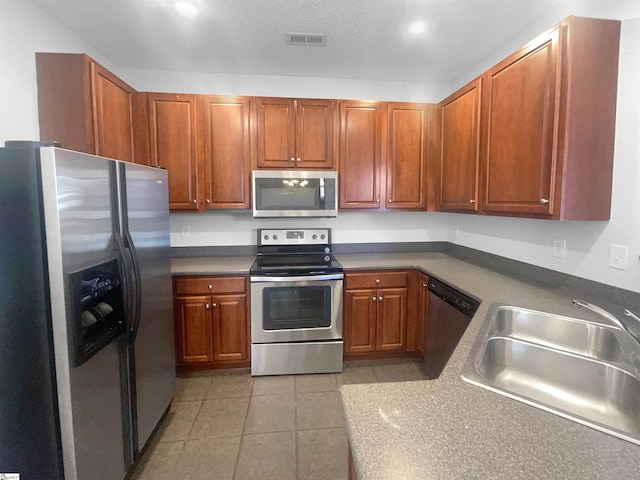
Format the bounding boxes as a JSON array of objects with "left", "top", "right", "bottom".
[{"left": 171, "top": 252, "right": 640, "bottom": 479}]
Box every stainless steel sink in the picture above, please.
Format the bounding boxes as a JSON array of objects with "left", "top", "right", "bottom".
[{"left": 461, "top": 305, "right": 640, "bottom": 445}]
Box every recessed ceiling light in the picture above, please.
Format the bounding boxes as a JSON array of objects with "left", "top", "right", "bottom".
[
  {"left": 175, "top": 1, "right": 198, "bottom": 18},
  {"left": 408, "top": 20, "right": 427, "bottom": 35}
]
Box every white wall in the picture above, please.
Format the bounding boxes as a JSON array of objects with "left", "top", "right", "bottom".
[
  {"left": 446, "top": 8, "right": 640, "bottom": 293},
  {"left": 0, "top": 0, "right": 118, "bottom": 145},
  {"left": 121, "top": 68, "right": 450, "bottom": 104},
  {"left": 170, "top": 211, "right": 450, "bottom": 247}
]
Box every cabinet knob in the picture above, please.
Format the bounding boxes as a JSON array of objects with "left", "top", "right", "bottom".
[
  {"left": 205, "top": 303, "right": 210, "bottom": 310},
  {"left": 206, "top": 199, "right": 210, "bottom": 204},
  {"left": 388, "top": 199, "right": 392, "bottom": 203},
  {"left": 192, "top": 199, "right": 197, "bottom": 204},
  {"left": 376, "top": 198, "right": 380, "bottom": 203},
  {"left": 212, "top": 303, "right": 217, "bottom": 307},
  {"left": 375, "top": 278, "right": 380, "bottom": 284},
  {"left": 422, "top": 283, "right": 428, "bottom": 287},
  {"left": 290, "top": 157, "right": 295, "bottom": 162},
  {"left": 208, "top": 284, "right": 213, "bottom": 290},
  {"left": 378, "top": 296, "right": 383, "bottom": 301},
  {"left": 296, "top": 158, "right": 301, "bottom": 162},
  {"left": 372, "top": 296, "right": 377, "bottom": 301},
  {"left": 540, "top": 198, "right": 549, "bottom": 204},
  {"left": 469, "top": 199, "right": 475, "bottom": 204}
]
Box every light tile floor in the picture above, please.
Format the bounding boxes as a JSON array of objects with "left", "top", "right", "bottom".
[{"left": 130, "top": 361, "right": 427, "bottom": 480}]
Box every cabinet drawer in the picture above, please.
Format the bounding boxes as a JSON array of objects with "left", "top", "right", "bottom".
[
  {"left": 174, "top": 276, "right": 246, "bottom": 295},
  {"left": 345, "top": 271, "right": 408, "bottom": 289}
]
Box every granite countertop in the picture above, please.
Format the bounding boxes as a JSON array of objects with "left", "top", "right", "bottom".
[
  {"left": 337, "top": 253, "right": 640, "bottom": 480},
  {"left": 171, "top": 251, "right": 640, "bottom": 478}
]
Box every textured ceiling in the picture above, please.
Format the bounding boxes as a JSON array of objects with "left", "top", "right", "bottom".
[{"left": 27, "top": 0, "right": 632, "bottom": 83}]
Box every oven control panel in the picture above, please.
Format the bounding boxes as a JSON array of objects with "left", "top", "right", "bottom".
[{"left": 258, "top": 228, "right": 331, "bottom": 246}]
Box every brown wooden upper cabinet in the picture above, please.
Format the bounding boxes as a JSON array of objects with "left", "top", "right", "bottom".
[
  {"left": 386, "top": 103, "right": 431, "bottom": 209},
  {"left": 199, "top": 96, "right": 251, "bottom": 209},
  {"left": 339, "top": 101, "right": 431, "bottom": 210},
  {"left": 146, "top": 93, "right": 200, "bottom": 211},
  {"left": 437, "top": 78, "right": 481, "bottom": 212},
  {"left": 36, "top": 53, "right": 137, "bottom": 163},
  {"left": 254, "top": 97, "right": 335, "bottom": 169},
  {"left": 339, "top": 102, "right": 386, "bottom": 209},
  {"left": 478, "top": 16, "right": 620, "bottom": 220}
]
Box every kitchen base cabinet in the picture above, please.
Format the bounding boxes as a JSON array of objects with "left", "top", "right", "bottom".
[
  {"left": 173, "top": 276, "right": 250, "bottom": 372},
  {"left": 344, "top": 271, "right": 417, "bottom": 361}
]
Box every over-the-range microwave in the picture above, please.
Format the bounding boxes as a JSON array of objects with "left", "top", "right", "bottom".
[{"left": 252, "top": 170, "right": 337, "bottom": 217}]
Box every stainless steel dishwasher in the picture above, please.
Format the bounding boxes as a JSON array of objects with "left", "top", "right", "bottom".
[{"left": 422, "top": 278, "right": 480, "bottom": 378}]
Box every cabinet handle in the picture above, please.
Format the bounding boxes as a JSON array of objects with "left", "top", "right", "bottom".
[
  {"left": 192, "top": 199, "right": 197, "bottom": 204},
  {"left": 205, "top": 303, "right": 210, "bottom": 310},
  {"left": 378, "top": 296, "right": 383, "bottom": 301},
  {"left": 296, "top": 158, "right": 301, "bottom": 162},
  {"left": 540, "top": 198, "right": 549, "bottom": 204},
  {"left": 375, "top": 278, "right": 380, "bottom": 284},
  {"left": 372, "top": 296, "right": 377, "bottom": 301},
  {"left": 469, "top": 199, "right": 475, "bottom": 204},
  {"left": 422, "top": 283, "right": 428, "bottom": 287},
  {"left": 208, "top": 284, "right": 213, "bottom": 290},
  {"left": 206, "top": 199, "right": 210, "bottom": 204},
  {"left": 212, "top": 303, "right": 217, "bottom": 307},
  {"left": 290, "top": 157, "right": 295, "bottom": 162}
]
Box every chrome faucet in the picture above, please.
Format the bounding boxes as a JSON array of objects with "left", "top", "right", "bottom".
[{"left": 572, "top": 298, "right": 640, "bottom": 345}]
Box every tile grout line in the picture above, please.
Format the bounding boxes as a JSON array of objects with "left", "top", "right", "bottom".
[{"left": 232, "top": 376, "right": 255, "bottom": 479}]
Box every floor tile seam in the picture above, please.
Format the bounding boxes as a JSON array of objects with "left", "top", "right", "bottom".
[
  {"left": 295, "top": 425, "right": 348, "bottom": 433},
  {"left": 184, "top": 432, "right": 245, "bottom": 441},
  {"left": 241, "top": 427, "right": 296, "bottom": 437},
  {"left": 179, "top": 399, "right": 205, "bottom": 443},
  {"left": 232, "top": 394, "right": 254, "bottom": 480}
]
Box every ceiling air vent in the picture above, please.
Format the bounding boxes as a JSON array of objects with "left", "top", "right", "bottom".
[{"left": 286, "top": 33, "right": 327, "bottom": 46}]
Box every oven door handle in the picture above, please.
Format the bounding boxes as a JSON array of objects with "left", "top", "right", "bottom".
[{"left": 251, "top": 274, "right": 344, "bottom": 282}]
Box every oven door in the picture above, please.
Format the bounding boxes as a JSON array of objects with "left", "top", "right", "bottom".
[{"left": 250, "top": 274, "right": 343, "bottom": 343}]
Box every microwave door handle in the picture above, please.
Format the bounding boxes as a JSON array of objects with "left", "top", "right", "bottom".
[{"left": 319, "top": 178, "right": 325, "bottom": 206}]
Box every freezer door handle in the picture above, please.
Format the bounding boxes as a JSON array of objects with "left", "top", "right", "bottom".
[{"left": 123, "top": 229, "right": 142, "bottom": 344}]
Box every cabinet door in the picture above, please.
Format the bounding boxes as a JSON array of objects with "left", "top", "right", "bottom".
[
  {"left": 256, "top": 97, "right": 296, "bottom": 168},
  {"left": 91, "top": 63, "right": 136, "bottom": 163},
  {"left": 344, "top": 289, "right": 377, "bottom": 354},
  {"left": 339, "top": 102, "right": 386, "bottom": 209},
  {"left": 148, "top": 93, "right": 200, "bottom": 211},
  {"left": 376, "top": 288, "right": 407, "bottom": 351},
  {"left": 386, "top": 103, "right": 428, "bottom": 209},
  {"left": 481, "top": 28, "right": 559, "bottom": 216},
  {"left": 296, "top": 99, "right": 334, "bottom": 169},
  {"left": 438, "top": 79, "right": 481, "bottom": 212},
  {"left": 175, "top": 295, "right": 213, "bottom": 363},
  {"left": 201, "top": 97, "right": 251, "bottom": 208},
  {"left": 211, "top": 293, "right": 248, "bottom": 363}
]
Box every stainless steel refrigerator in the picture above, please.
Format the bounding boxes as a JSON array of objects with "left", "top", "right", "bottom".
[{"left": 0, "top": 145, "right": 175, "bottom": 479}]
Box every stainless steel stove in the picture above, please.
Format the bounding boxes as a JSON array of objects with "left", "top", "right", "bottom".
[{"left": 250, "top": 228, "right": 344, "bottom": 376}]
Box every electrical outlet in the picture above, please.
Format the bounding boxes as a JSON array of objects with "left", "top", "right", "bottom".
[
  {"left": 552, "top": 239, "right": 566, "bottom": 258},
  {"left": 181, "top": 225, "right": 190, "bottom": 237},
  {"left": 609, "top": 245, "right": 629, "bottom": 270}
]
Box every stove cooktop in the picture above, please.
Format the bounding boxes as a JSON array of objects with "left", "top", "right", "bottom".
[{"left": 250, "top": 228, "right": 343, "bottom": 276}]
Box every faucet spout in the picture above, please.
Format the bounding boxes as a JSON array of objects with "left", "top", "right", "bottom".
[{"left": 573, "top": 299, "right": 640, "bottom": 345}]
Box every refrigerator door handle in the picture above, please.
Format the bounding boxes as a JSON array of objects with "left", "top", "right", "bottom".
[
  {"left": 123, "top": 229, "right": 142, "bottom": 344},
  {"left": 113, "top": 231, "right": 135, "bottom": 335}
]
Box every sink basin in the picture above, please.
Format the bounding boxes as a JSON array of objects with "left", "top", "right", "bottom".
[{"left": 461, "top": 305, "right": 640, "bottom": 445}]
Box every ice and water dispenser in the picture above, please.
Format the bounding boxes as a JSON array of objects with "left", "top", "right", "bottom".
[{"left": 68, "top": 258, "right": 125, "bottom": 366}]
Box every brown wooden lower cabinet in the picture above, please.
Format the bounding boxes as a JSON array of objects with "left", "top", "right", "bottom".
[
  {"left": 173, "top": 275, "right": 250, "bottom": 372},
  {"left": 344, "top": 270, "right": 423, "bottom": 361}
]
